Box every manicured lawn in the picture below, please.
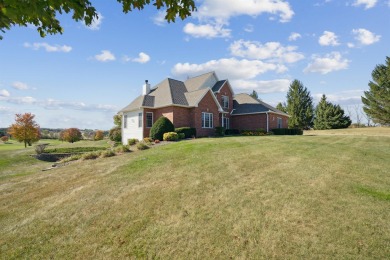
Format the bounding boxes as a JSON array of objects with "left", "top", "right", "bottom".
[{"left": 0, "top": 129, "right": 389, "bottom": 259}]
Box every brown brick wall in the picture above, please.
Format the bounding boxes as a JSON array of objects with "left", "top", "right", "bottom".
[
  {"left": 215, "top": 82, "right": 233, "bottom": 128},
  {"left": 193, "top": 91, "right": 220, "bottom": 137},
  {"left": 231, "top": 113, "right": 289, "bottom": 132}
]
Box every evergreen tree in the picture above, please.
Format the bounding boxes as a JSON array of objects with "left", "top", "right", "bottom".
[
  {"left": 249, "top": 90, "right": 259, "bottom": 99},
  {"left": 361, "top": 56, "right": 390, "bottom": 125},
  {"left": 286, "top": 80, "right": 314, "bottom": 129},
  {"left": 276, "top": 102, "right": 287, "bottom": 113},
  {"left": 314, "top": 94, "right": 351, "bottom": 130}
]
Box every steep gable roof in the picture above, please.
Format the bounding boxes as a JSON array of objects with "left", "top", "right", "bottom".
[
  {"left": 119, "top": 73, "right": 223, "bottom": 113},
  {"left": 184, "top": 71, "right": 218, "bottom": 92},
  {"left": 232, "top": 93, "right": 289, "bottom": 116}
]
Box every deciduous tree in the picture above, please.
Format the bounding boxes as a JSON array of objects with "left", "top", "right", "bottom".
[
  {"left": 0, "top": 0, "right": 196, "bottom": 40},
  {"left": 286, "top": 80, "right": 314, "bottom": 129},
  {"left": 361, "top": 56, "right": 390, "bottom": 125},
  {"left": 7, "top": 113, "right": 40, "bottom": 148},
  {"left": 94, "top": 130, "right": 104, "bottom": 141},
  {"left": 62, "top": 128, "right": 82, "bottom": 143}
]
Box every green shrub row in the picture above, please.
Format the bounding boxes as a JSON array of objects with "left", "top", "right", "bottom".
[
  {"left": 271, "top": 128, "right": 303, "bottom": 135},
  {"left": 175, "top": 127, "right": 196, "bottom": 138},
  {"left": 225, "top": 129, "right": 240, "bottom": 135},
  {"left": 163, "top": 132, "right": 179, "bottom": 141},
  {"left": 45, "top": 147, "right": 107, "bottom": 154},
  {"left": 128, "top": 138, "right": 139, "bottom": 146},
  {"left": 215, "top": 127, "right": 225, "bottom": 137}
]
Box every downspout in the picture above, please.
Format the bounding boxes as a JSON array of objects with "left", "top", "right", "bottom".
[{"left": 266, "top": 111, "right": 269, "bottom": 133}]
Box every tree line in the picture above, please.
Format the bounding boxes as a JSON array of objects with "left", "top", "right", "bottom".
[{"left": 274, "top": 56, "right": 389, "bottom": 130}]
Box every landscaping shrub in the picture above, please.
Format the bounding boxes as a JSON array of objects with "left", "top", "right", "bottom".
[
  {"left": 115, "top": 145, "right": 130, "bottom": 153},
  {"left": 241, "top": 129, "right": 266, "bottom": 136},
  {"left": 136, "top": 142, "right": 149, "bottom": 150},
  {"left": 109, "top": 126, "right": 121, "bottom": 142},
  {"left": 143, "top": 137, "right": 153, "bottom": 143},
  {"left": 59, "top": 154, "right": 82, "bottom": 163},
  {"left": 225, "top": 129, "right": 240, "bottom": 135},
  {"left": 271, "top": 128, "right": 303, "bottom": 135},
  {"left": 178, "top": 133, "right": 185, "bottom": 139},
  {"left": 163, "top": 132, "right": 179, "bottom": 141},
  {"left": 175, "top": 127, "right": 196, "bottom": 138},
  {"left": 35, "top": 143, "right": 48, "bottom": 154},
  {"left": 154, "top": 139, "right": 160, "bottom": 144},
  {"left": 215, "top": 127, "right": 225, "bottom": 137},
  {"left": 100, "top": 150, "right": 116, "bottom": 158},
  {"left": 81, "top": 151, "right": 101, "bottom": 160},
  {"left": 128, "top": 138, "right": 139, "bottom": 146},
  {"left": 150, "top": 116, "right": 175, "bottom": 140},
  {"left": 1, "top": 136, "right": 9, "bottom": 142},
  {"left": 45, "top": 147, "right": 107, "bottom": 154}
]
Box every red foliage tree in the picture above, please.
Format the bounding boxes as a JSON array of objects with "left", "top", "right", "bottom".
[
  {"left": 62, "top": 128, "right": 82, "bottom": 143},
  {"left": 94, "top": 130, "right": 104, "bottom": 141}
]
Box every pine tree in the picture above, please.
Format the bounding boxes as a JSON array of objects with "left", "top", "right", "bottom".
[
  {"left": 286, "top": 80, "right": 314, "bottom": 129},
  {"left": 361, "top": 56, "right": 390, "bottom": 125},
  {"left": 276, "top": 102, "right": 287, "bottom": 113},
  {"left": 249, "top": 90, "right": 259, "bottom": 100},
  {"left": 314, "top": 94, "right": 351, "bottom": 130}
]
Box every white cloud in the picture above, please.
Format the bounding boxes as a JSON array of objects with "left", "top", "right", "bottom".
[
  {"left": 288, "top": 32, "right": 301, "bottom": 41},
  {"left": 24, "top": 42, "right": 72, "bottom": 52},
  {"left": 352, "top": 0, "right": 377, "bottom": 9},
  {"left": 172, "top": 58, "right": 287, "bottom": 81},
  {"left": 94, "top": 50, "right": 116, "bottom": 62},
  {"left": 352, "top": 28, "right": 381, "bottom": 45},
  {"left": 318, "top": 31, "right": 340, "bottom": 46},
  {"left": 229, "top": 40, "right": 304, "bottom": 63},
  {"left": 12, "top": 81, "right": 29, "bottom": 90},
  {"left": 233, "top": 79, "right": 291, "bottom": 94},
  {"left": 244, "top": 24, "right": 254, "bottom": 33},
  {"left": 347, "top": 42, "right": 355, "bottom": 48},
  {"left": 0, "top": 89, "right": 10, "bottom": 97},
  {"left": 84, "top": 12, "right": 104, "bottom": 30},
  {"left": 304, "top": 52, "right": 350, "bottom": 74},
  {"left": 153, "top": 11, "right": 166, "bottom": 26},
  {"left": 183, "top": 23, "right": 231, "bottom": 38},
  {"left": 196, "top": 0, "right": 294, "bottom": 23},
  {"left": 132, "top": 52, "right": 151, "bottom": 64},
  {"left": 313, "top": 90, "right": 364, "bottom": 105},
  {"left": 1, "top": 95, "right": 118, "bottom": 112}
]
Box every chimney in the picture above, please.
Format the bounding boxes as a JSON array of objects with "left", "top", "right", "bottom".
[{"left": 142, "top": 80, "right": 151, "bottom": 95}]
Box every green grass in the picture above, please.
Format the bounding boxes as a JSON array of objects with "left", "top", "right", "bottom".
[{"left": 0, "top": 129, "right": 389, "bottom": 259}]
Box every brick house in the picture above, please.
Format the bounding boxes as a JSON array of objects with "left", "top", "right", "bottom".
[{"left": 119, "top": 72, "right": 289, "bottom": 143}]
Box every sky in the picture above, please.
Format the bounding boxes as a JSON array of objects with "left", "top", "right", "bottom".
[{"left": 0, "top": 0, "right": 389, "bottom": 130}]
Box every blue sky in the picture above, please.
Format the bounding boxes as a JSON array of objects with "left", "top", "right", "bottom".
[{"left": 1, "top": 0, "right": 389, "bottom": 129}]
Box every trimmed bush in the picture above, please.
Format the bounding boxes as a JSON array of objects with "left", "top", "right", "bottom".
[
  {"left": 163, "top": 132, "right": 179, "bottom": 141},
  {"left": 175, "top": 127, "right": 196, "bottom": 138},
  {"left": 101, "top": 150, "right": 116, "bottom": 158},
  {"left": 150, "top": 116, "right": 175, "bottom": 141},
  {"left": 215, "top": 127, "right": 225, "bottom": 137},
  {"left": 225, "top": 129, "right": 240, "bottom": 135},
  {"left": 271, "top": 128, "right": 303, "bottom": 135},
  {"left": 45, "top": 147, "right": 107, "bottom": 154},
  {"left": 143, "top": 137, "right": 153, "bottom": 143},
  {"left": 81, "top": 151, "right": 101, "bottom": 160},
  {"left": 115, "top": 145, "right": 130, "bottom": 153},
  {"left": 109, "top": 126, "right": 121, "bottom": 142},
  {"left": 136, "top": 142, "right": 149, "bottom": 150},
  {"left": 154, "top": 139, "right": 160, "bottom": 144},
  {"left": 178, "top": 133, "right": 185, "bottom": 139},
  {"left": 128, "top": 138, "right": 139, "bottom": 146},
  {"left": 241, "top": 129, "right": 266, "bottom": 136},
  {"left": 1, "top": 136, "right": 9, "bottom": 142}
]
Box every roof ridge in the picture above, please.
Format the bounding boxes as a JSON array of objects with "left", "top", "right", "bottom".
[{"left": 185, "top": 71, "right": 215, "bottom": 81}]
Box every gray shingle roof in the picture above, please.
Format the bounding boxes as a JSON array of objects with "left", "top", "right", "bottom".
[
  {"left": 212, "top": 80, "right": 226, "bottom": 92},
  {"left": 232, "top": 93, "right": 289, "bottom": 116},
  {"left": 184, "top": 71, "right": 217, "bottom": 92}
]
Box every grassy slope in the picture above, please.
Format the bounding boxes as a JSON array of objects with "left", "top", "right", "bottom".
[{"left": 1, "top": 132, "right": 390, "bottom": 259}]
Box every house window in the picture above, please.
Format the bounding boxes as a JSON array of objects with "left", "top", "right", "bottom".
[
  {"left": 138, "top": 112, "right": 143, "bottom": 128},
  {"left": 222, "top": 117, "right": 230, "bottom": 129},
  {"left": 222, "top": 95, "right": 229, "bottom": 109},
  {"left": 277, "top": 117, "right": 283, "bottom": 128},
  {"left": 202, "top": 112, "right": 213, "bottom": 128},
  {"left": 146, "top": 112, "right": 153, "bottom": 128},
  {"left": 124, "top": 115, "right": 128, "bottom": 128}
]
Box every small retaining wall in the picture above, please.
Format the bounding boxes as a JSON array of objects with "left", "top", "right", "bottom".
[{"left": 32, "top": 153, "right": 72, "bottom": 162}]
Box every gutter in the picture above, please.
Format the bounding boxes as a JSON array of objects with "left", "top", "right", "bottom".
[{"left": 266, "top": 111, "right": 269, "bottom": 133}]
